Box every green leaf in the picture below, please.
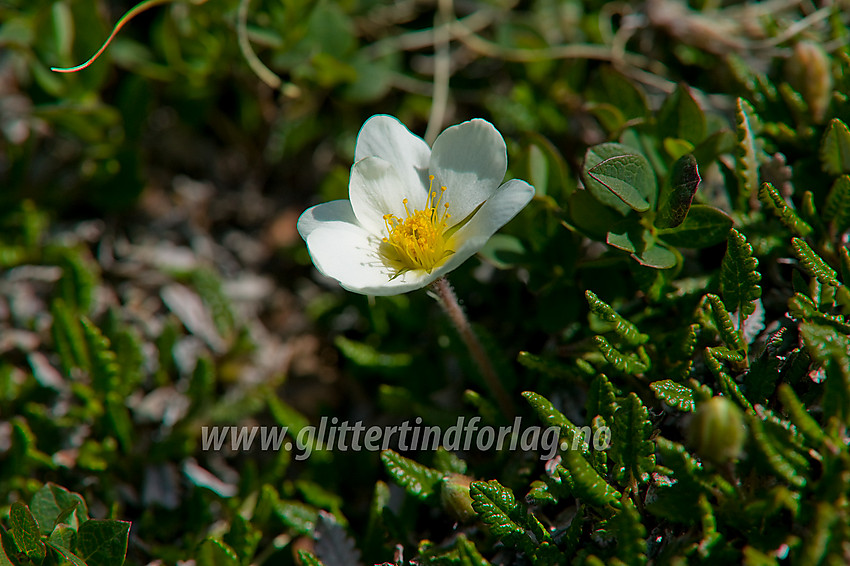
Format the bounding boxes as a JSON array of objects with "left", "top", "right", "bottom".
[
  {"left": 30, "top": 483, "right": 87, "bottom": 536},
  {"left": 469, "top": 480, "right": 525, "bottom": 545},
  {"left": 80, "top": 316, "right": 119, "bottom": 392},
  {"left": 297, "top": 551, "right": 325, "bottom": 566},
  {"left": 594, "top": 336, "right": 650, "bottom": 375},
  {"left": 47, "top": 525, "right": 75, "bottom": 553},
  {"left": 824, "top": 175, "right": 850, "bottom": 233},
  {"left": 516, "top": 351, "right": 578, "bottom": 380},
  {"left": 75, "top": 520, "right": 131, "bottom": 566},
  {"left": 197, "top": 538, "right": 240, "bottom": 566},
  {"left": 720, "top": 229, "right": 762, "bottom": 322},
  {"left": 275, "top": 500, "right": 319, "bottom": 536},
  {"left": 334, "top": 335, "right": 412, "bottom": 369},
  {"left": 734, "top": 98, "right": 760, "bottom": 207},
  {"left": 657, "top": 205, "right": 733, "bottom": 248},
  {"left": 611, "top": 393, "right": 656, "bottom": 482},
  {"left": 588, "top": 155, "right": 652, "bottom": 212},
  {"left": 758, "top": 182, "right": 813, "bottom": 237},
  {"left": 631, "top": 239, "right": 678, "bottom": 270},
  {"left": 455, "top": 533, "right": 490, "bottom": 566},
  {"left": 777, "top": 384, "right": 826, "bottom": 449},
  {"left": 586, "top": 373, "right": 617, "bottom": 424},
  {"left": 792, "top": 238, "right": 840, "bottom": 287},
  {"left": 650, "top": 380, "right": 695, "bottom": 412},
  {"left": 568, "top": 188, "right": 626, "bottom": 239},
  {"left": 746, "top": 413, "right": 807, "bottom": 488},
  {"left": 796, "top": 503, "right": 839, "bottom": 566},
  {"left": 704, "top": 348, "right": 754, "bottom": 413},
  {"left": 706, "top": 294, "right": 745, "bottom": 352},
  {"left": 657, "top": 84, "right": 706, "bottom": 145},
  {"left": 583, "top": 143, "right": 656, "bottom": 215},
  {"left": 562, "top": 448, "right": 621, "bottom": 508},
  {"left": 612, "top": 499, "right": 647, "bottom": 566},
  {"left": 522, "top": 391, "right": 588, "bottom": 452},
  {"left": 820, "top": 118, "right": 850, "bottom": 176},
  {"left": 10, "top": 502, "right": 46, "bottom": 564},
  {"left": 585, "top": 290, "right": 648, "bottom": 346},
  {"left": 380, "top": 450, "right": 442, "bottom": 503},
  {"left": 51, "top": 298, "right": 90, "bottom": 375},
  {"left": 591, "top": 66, "right": 648, "bottom": 122},
  {"left": 656, "top": 154, "right": 701, "bottom": 228},
  {"left": 744, "top": 329, "right": 785, "bottom": 404},
  {"left": 433, "top": 447, "right": 467, "bottom": 475}
]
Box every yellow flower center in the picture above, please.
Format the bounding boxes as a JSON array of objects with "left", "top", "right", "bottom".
[{"left": 382, "top": 176, "right": 453, "bottom": 274}]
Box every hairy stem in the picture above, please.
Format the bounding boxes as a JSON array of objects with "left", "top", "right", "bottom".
[{"left": 431, "top": 277, "right": 515, "bottom": 417}]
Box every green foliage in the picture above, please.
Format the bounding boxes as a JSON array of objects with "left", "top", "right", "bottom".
[
  {"left": 6, "top": 2, "right": 850, "bottom": 565},
  {"left": 720, "top": 229, "right": 762, "bottom": 323},
  {"left": 1, "top": 484, "right": 128, "bottom": 566},
  {"left": 758, "top": 182, "right": 813, "bottom": 237}
]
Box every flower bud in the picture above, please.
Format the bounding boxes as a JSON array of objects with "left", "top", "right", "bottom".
[
  {"left": 688, "top": 396, "right": 746, "bottom": 465},
  {"left": 440, "top": 473, "right": 476, "bottom": 522},
  {"left": 785, "top": 40, "right": 833, "bottom": 123}
]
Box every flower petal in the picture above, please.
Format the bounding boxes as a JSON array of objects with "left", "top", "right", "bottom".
[
  {"left": 354, "top": 114, "right": 432, "bottom": 197},
  {"left": 349, "top": 156, "right": 427, "bottom": 236},
  {"left": 430, "top": 119, "right": 507, "bottom": 223},
  {"left": 431, "top": 179, "right": 535, "bottom": 277},
  {"left": 297, "top": 200, "right": 359, "bottom": 241},
  {"left": 306, "top": 223, "right": 438, "bottom": 295}
]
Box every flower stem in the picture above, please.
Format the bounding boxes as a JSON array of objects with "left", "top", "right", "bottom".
[{"left": 431, "top": 277, "right": 516, "bottom": 417}]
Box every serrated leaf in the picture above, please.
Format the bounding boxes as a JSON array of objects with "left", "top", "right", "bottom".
[
  {"left": 746, "top": 413, "right": 807, "bottom": 488},
  {"left": 31, "top": 483, "right": 87, "bottom": 535},
  {"left": 380, "top": 450, "right": 442, "bottom": 503},
  {"left": 704, "top": 348, "right": 754, "bottom": 413},
  {"left": 585, "top": 290, "right": 648, "bottom": 346},
  {"left": 657, "top": 205, "right": 733, "bottom": 248},
  {"left": 51, "top": 298, "right": 90, "bottom": 375},
  {"left": 824, "top": 175, "right": 850, "bottom": 233},
  {"left": 744, "top": 329, "right": 785, "bottom": 405},
  {"left": 586, "top": 373, "right": 617, "bottom": 424},
  {"left": 758, "top": 182, "right": 813, "bottom": 237},
  {"left": 469, "top": 480, "right": 525, "bottom": 543},
  {"left": 656, "top": 154, "right": 701, "bottom": 228},
  {"left": 314, "top": 511, "right": 361, "bottom": 566},
  {"left": 583, "top": 143, "right": 656, "bottom": 215},
  {"left": 720, "top": 229, "right": 762, "bottom": 323},
  {"left": 792, "top": 238, "right": 840, "bottom": 287},
  {"left": 594, "top": 336, "right": 650, "bottom": 375},
  {"left": 10, "top": 502, "right": 46, "bottom": 564},
  {"left": 650, "top": 380, "right": 695, "bottom": 412},
  {"left": 820, "top": 118, "right": 850, "bottom": 176},
  {"left": 522, "top": 391, "right": 587, "bottom": 451},
  {"left": 706, "top": 294, "right": 745, "bottom": 352},
  {"left": 611, "top": 393, "right": 656, "bottom": 482},
  {"left": 75, "top": 519, "right": 131, "bottom": 566},
  {"left": 562, "top": 448, "right": 621, "bottom": 508},
  {"left": 735, "top": 98, "right": 759, "bottom": 207}
]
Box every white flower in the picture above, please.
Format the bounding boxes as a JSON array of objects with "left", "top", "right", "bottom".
[{"left": 297, "top": 115, "right": 535, "bottom": 296}]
